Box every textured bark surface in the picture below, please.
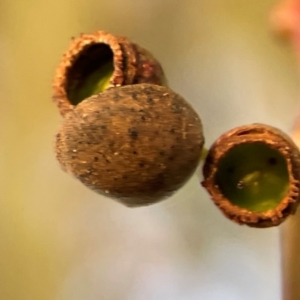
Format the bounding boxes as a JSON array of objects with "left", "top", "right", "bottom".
[
  {"left": 55, "top": 84, "right": 204, "bottom": 206},
  {"left": 53, "top": 31, "right": 165, "bottom": 116},
  {"left": 202, "top": 124, "right": 300, "bottom": 228}
]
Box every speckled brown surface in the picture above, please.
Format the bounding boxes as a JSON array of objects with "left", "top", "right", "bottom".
[
  {"left": 202, "top": 124, "right": 300, "bottom": 228},
  {"left": 55, "top": 84, "right": 204, "bottom": 206},
  {"left": 52, "top": 31, "right": 165, "bottom": 116}
]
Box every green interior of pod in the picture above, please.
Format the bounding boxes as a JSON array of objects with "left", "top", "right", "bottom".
[{"left": 215, "top": 142, "right": 289, "bottom": 212}]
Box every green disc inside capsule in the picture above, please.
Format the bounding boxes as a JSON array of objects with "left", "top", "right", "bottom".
[{"left": 215, "top": 142, "right": 289, "bottom": 212}]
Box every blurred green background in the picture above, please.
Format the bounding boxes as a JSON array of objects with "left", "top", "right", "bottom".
[{"left": 0, "top": 0, "right": 299, "bottom": 299}]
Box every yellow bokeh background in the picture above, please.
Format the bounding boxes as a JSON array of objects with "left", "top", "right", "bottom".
[{"left": 0, "top": 0, "right": 299, "bottom": 299}]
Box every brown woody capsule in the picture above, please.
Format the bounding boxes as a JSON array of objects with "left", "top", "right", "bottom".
[
  {"left": 55, "top": 84, "right": 204, "bottom": 206},
  {"left": 53, "top": 31, "right": 166, "bottom": 116},
  {"left": 202, "top": 124, "right": 300, "bottom": 228}
]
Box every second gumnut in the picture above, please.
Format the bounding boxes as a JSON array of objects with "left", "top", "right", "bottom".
[{"left": 53, "top": 31, "right": 166, "bottom": 116}]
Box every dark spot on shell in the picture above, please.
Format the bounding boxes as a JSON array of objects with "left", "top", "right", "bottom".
[
  {"left": 128, "top": 128, "right": 138, "bottom": 139},
  {"left": 170, "top": 128, "right": 175, "bottom": 133},
  {"left": 159, "top": 151, "right": 165, "bottom": 156},
  {"left": 133, "top": 151, "right": 137, "bottom": 155},
  {"left": 131, "top": 92, "right": 138, "bottom": 100},
  {"left": 139, "top": 162, "right": 145, "bottom": 168},
  {"left": 147, "top": 97, "right": 154, "bottom": 104},
  {"left": 94, "top": 157, "right": 99, "bottom": 162},
  {"left": 141, "top": 116, "right": 146, "bottom": 121},
  {"left": 101, "top": 125, "right": 107, "bottom": 130},
  {"left": 113, "top": 93, "right": 121, "bottom": 101}
]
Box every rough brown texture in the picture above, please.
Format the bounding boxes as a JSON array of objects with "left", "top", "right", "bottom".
[
  {"left": 55, "top": 84, "right": 204, "bottom": 206},
  {"left": 53, "top": 31, "right": 165, "bottom": 116},
  {"left": 202, "top": 124, "right": 300, "bottom": 228}
]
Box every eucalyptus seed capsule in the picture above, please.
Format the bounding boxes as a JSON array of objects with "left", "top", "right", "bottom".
[
  {"left": 202, "top": 124, "right": 300, "bottom": 228},
  {"left": 55, "top": 84, "right": 204, "bottom": 206},
  {"left": 53, "top": 31, "right": 166, "bottom": 116}
]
